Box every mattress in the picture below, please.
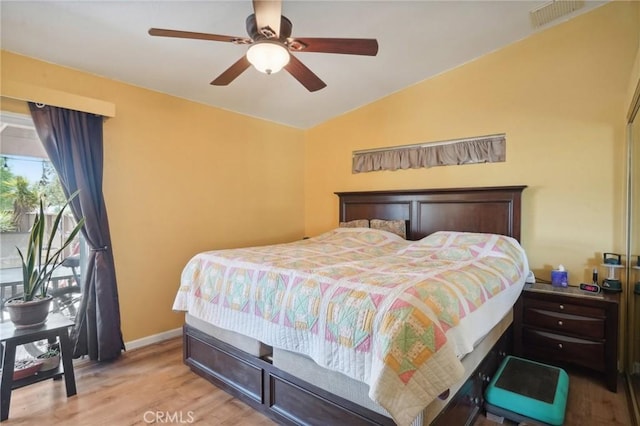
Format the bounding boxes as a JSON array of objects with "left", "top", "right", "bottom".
[{"left": 185, "top": 313, "right": 271, "bottom": 357}]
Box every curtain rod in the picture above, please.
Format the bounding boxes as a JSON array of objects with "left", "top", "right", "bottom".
[{"left": 352, "top": 133, "right": 506, "bottom": 156}]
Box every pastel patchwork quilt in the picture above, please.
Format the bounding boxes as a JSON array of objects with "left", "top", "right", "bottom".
[{"left": 173, "top": 229, "right": 529, "bottom": 425}]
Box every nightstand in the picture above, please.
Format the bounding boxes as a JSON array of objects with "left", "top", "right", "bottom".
[{"left": 513, "top": 283, "right": 619, "bottom": 392}]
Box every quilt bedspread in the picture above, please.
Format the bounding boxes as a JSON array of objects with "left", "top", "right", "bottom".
[{"left": 173, "top": 229, "right": 529, "bottom": 426}]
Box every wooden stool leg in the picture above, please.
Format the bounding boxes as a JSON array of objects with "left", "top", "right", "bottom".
[
  {"left": 1, "top": 341, "right": 17, "bottom": 421},
  {"left": 58, "top": 328, "right": 76, "bottom": 397}
]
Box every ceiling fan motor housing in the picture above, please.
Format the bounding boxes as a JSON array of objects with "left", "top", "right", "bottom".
[{"left": 246, "top": 14, "right": 293, "bottom": 41}]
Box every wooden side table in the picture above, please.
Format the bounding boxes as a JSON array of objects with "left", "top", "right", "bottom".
[
  {"left": 1, "top": 313, "right": 77, "bottom": 421},
  {"left": 514, "top": 282, "right": 619, "bottom": 392}
]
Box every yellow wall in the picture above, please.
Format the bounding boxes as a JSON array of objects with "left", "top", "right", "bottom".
[
  {"left": 305, "top": 2, "right": 640, "bottom": 286},
  {"left": 1, "top": 51, "right": 306, "bottom": 342}
]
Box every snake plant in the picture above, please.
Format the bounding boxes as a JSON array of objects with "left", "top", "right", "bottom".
[{"left": 16, "top": 191, "right": 85, "bottom": 302}]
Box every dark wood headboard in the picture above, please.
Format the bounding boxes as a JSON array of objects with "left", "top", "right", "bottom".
[{"left": 335, "top": 186, "right": 526, "bottom": 241}]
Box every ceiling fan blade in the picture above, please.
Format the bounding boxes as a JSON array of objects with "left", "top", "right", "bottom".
[
  {"left": 284, "top": 55, "right": 326, "bottom": 92},
  {"left": 252, "top": 0, "right": 281, "bottom": 39},
  {"left": 289, "top": 38, "right": 378, "bottom": 56},
  {"left": 149, "top": 28, "right": 250, "bottom": 44},
  {"left": 211, "top": 56, "right": 252, "bottom": 86}
]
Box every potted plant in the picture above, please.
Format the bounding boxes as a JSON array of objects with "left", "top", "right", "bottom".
[
  {"left": 5, "top": 191, "right": 84, "bottom": 329},
  {"left": 36, "top": 343, "right": 61, "bottom": 371}
]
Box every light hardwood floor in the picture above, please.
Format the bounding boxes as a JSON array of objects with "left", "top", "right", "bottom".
[{"left": 4, "top": 337, "right": 632, "bottom": 425}]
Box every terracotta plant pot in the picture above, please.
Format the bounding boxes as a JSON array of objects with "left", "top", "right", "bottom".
[
  {"left": 6, "top": 296, "right": 53, "bottom": 329},
  {"left": 13, "top": 359, "right": 43, "bottom": 380}
]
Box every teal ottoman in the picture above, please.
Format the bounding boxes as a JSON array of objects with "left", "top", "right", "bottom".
[{"left": 485, "top": 356, "right": 569, "bottom": 425}]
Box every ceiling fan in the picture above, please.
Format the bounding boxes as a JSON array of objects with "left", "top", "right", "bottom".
[{"left": 148, "top": 0, "right": 378, "bottom": 92}]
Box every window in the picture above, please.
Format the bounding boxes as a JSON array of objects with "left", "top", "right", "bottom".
[{"left": 0, "top": 111, "right": 84, "bottom": 335}]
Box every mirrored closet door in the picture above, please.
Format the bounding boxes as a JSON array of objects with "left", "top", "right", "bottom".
[{"left": 627, "top": 79, "right": 640, "bottom": 425}]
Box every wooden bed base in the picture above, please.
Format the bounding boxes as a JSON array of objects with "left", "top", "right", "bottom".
[
  {"left": 182, "top": 185, "right": 526, "bottom": 425},
  {"left": 184, "top": 323, "right": 512, "bottom": 426}
]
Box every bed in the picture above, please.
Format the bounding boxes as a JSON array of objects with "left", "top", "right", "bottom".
[{"left": 175, "top": 185, "right": 527, "bottom": 426}]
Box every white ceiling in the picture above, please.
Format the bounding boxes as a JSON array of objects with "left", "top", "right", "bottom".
[{"left": 0, "top": 1, "right": 606, "bottom": 129}]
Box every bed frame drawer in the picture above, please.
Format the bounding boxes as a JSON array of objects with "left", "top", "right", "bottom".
[
  {"left": 184, "top": 326, "right": 264, "bottom": 403},
  {"left": 268, "top": 373, "right": 383, "bottom": 426}
]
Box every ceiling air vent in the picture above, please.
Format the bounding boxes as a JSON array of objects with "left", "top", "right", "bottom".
[{"left": 529, "top": 0, "right": 585, "bottom": 28}]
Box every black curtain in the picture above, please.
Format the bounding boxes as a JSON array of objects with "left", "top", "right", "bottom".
[{"left": 29, "top": 103, "right": 124, "bottom": 361}]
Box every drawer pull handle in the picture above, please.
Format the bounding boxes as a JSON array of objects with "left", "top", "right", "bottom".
[
  {"left": 558, "top": 343, "right": 563, "bottom": 349},
  {"left": 559, "top": 304, "right": 564, "bottom": 310},
  {"left": 558, "top": 320, "right": 563, "bottom": 326}
]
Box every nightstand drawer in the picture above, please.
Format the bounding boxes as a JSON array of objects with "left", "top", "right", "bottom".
[
  {"left": 524, "top": 308, "right": 605, "bottom": 339},
  {"left": 524, "top": 298, "right": 605, "bottom": 318},
  {"left": 522, "top": 328, "right": 605, "bottom": 369}
]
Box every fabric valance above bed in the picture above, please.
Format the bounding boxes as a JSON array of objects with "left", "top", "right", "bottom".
[
  {"left": 351, "top": 134, "right": 506, "bottom": 173},
  {"left": 173, "top": 228, "right": 530, "bottom": 426}
]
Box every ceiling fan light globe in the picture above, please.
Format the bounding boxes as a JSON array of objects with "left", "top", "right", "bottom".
[{"left": 247, "top": 41, "right": 290, "bottom": 75}]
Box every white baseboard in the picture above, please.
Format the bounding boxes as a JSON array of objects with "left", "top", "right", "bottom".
[{"left": 125, "top": 327, "right": 182, "bottom": 351}]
